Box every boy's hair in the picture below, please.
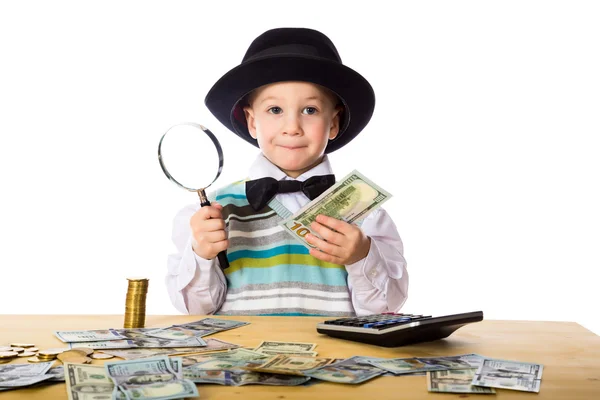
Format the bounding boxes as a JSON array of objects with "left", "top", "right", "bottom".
[{"left": 244, "top": 82, "right": 343, "bottom": 110}]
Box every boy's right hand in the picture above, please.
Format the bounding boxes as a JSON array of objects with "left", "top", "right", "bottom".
[{"left": 190, "top": 202, "right": 229, "bottom": 260}]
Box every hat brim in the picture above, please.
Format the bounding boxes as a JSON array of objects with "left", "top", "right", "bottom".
[{"left": 204, "top": 54, "right": 375, "bottom": 153}]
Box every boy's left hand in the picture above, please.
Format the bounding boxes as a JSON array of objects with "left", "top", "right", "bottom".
[{"left": 306, "top": 214, "right": 371, "bottom": 265}]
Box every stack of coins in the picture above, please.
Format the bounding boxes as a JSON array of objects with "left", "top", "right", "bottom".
[
  {"left": 0, "top": 350, "right": 18, "bottom": 364},
  {"left": 124, "top": 278, "right": 149, "bottom": 329}
]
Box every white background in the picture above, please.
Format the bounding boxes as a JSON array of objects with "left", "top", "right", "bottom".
[{"left": 1, "top": 1, "right": 598, "bottom": 335}]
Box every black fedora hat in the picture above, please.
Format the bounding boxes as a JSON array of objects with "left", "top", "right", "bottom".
[{"left": 204, "top": 27, "right": 375, "bottom": 154}]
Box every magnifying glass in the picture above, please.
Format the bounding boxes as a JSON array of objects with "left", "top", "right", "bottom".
[{"left": 158, "top": 122, "right": 229, "bottom": 270}]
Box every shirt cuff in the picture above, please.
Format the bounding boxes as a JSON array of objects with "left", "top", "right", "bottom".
[
  {"left": 345, "top": 238, "right": 389, "bottom": 292},
  {"left": 172, "top": 236, "right": 219, "bottom": 291}
]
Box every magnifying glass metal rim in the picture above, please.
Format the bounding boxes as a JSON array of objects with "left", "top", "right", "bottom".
[
  {"left": 157, "top": 122, "right": 229, "bottom": 270},
  {"left": 158, "top": 122, "right": 224, "bottom": 193}
]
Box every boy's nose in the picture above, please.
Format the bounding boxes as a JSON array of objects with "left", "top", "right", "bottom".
[{"left": 282, "top": 114, "right": 303, "bottom": 136}]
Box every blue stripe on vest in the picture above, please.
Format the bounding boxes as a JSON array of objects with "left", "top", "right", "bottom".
[
  {"left": 225, "top": 264, "right": 348, "bottom": 289},
  {"left": 228, "top": 245, "right": 309, "bottom": 262}
]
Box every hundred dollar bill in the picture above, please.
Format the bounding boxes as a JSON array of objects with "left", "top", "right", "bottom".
[
  {"left": 415, "top": 354, "right": 484, "bottom": 371},
  {"left": 64, "top": 363, "right": 121, "bottom": 400},
  {"left": 145, "top": 318, "right": 249, "bottom": 340},
  {"left": 256, "top": 349, "right": 318, "bottom": 357},
  {"left": 68, "top": 336, "right": 206, "bottom": 350},
  {"left": 54, "top": 329, "right": 127, "bottom": 343},
  {"left": 184, "top": 348, "right": 269, "bottom": 371},
  {"left": 279, "top": 170, "right": 392, "bottom": 249},
  {"left": 101, "top": 338, "right": 239, "bottom": 360},
  {"left": 303, "top": 356, "right": 385, "bottom": 384},
  {"left": 183, "top": 369, "right": 310, "bottom": 386},
  {"left": 428, "top": 369, "right": 496, "bottom": 393},
  {"left": 254, "top": 341, "right": 317, "bottom": 353},
  {"left": 0, "top": 362, "right": 53, "bottom": 376},
  {"left": 104, "top": 356, "right": 198, "bottom": 400},
  {"left": 0, "top": 374, "right": 54, "bottom": 389},
  {"left": 472, "top": 358, "right": 543, "bottom": 393},
  {"left": 245, "top": 354, "right": 334, "bottom": 376}
]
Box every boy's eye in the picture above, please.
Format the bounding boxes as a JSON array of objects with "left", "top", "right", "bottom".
[
  {"left": 303, "top": 107, "right": 317, "bottom": 115},
  {"left": 268, "top": 106, "right": 282, "bottom": 114}
]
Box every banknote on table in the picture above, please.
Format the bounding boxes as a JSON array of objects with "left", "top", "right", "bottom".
[
  {"left": 417, "top": 354, "right": 485, "bottom": 370},
  {"left": 365, "top": 354, "right": 484, "bottom": 375},
  {"left": 184, "top": 348, "right": 269, "bottom": 371},
  {"left": 364, "top": 357, "right": 443, "bottom": 374},
  {"left": 64, "top": 363, "right": 122, "bottom": 400},
  {"left": 279, "top": 170, "right": 392, "bottom": 249},
  {"left": 184, "top": 369, "right": 310, "bottom": 386},
  {"left": 303, "top": 356, "right": 386, "bottom": 384},
  {"left": 256, "top": 349, "right": 318, "bottom": 357},
  {"left": 0, "top": 363, "right": 62, "bottom": 391},
  {"left": 101, "top": 338, "right": 240, "bottom": 360},
  {"left": 0, "top": 374, "right": 54, "bottom": 389},
  {"left": 105, "top": 356, "right": 198, "bottom": 400},
  {"left": 175, "top": 317, "right": 249, "bottom": 333},
  {"left": 245, "top": 354, "right": 334, "bottom": 376},
  {"left": 0, "top": 362, "right": 53, "bottom": 376},
  {"left": 254, "top": 341, "right": 317, "bottom": 353},
  {"left": 55, "top": 329, "right": 127, "bottom": 343},
  {"left": 68, "top": 335, "right": 207, "bottom": 350},
  {"left": 428, "top": 369, "right": 496, "bottom": 394},
  {"left": 472, "top": 358, "right": 543, "bottom": 393},
  {"left": 145, "top": 318, "right": 249, "bottom": 340},
  {"left": 46, "top": 366, "right": 65, "bottom": 382}
]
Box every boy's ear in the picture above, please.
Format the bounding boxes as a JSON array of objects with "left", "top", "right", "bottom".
[
  {"left": 244, "top": 106, "right": 257, "bottom": 139},
  {"left": 329, "top": 105, "right": 344, "bottom": 140}
]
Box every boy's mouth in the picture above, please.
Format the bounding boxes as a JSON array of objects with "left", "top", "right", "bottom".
[{"left": 278, "top": 145, "right": 306, "bottom": 150}]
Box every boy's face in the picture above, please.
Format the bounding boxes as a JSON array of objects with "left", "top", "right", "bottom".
[{"left": 244, "top": 81, "right": 342, "bottom": 178}]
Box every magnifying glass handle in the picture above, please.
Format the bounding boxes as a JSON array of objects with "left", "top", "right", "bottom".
[{"left": 197, "top": 189, "right": 230, "bottom": 270}]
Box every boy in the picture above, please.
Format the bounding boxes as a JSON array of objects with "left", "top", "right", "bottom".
[{"left": 166, "top": 28, "right": 408, "bottom": 316}]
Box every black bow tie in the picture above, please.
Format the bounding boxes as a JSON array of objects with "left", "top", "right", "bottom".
[{"left": 246, "top": 174, "right": 336, "bottom": 211}]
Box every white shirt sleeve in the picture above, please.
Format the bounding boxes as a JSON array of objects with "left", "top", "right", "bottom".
[
  {"left": 165, "top": 204, "right": 227, "bottom": 315},
  {"left": 345, "top": 207, "right": 409, "bottom": 315}
]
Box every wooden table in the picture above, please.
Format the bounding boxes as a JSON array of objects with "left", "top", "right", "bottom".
[{"left": 1, "top": 315, "right": 599, "bottom": 399}]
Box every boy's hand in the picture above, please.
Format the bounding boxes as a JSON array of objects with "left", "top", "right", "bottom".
[
  {"left": 190, "top": 202, "right": 229, "bottom": 260},
  {"left": 306, "top": 214, "right": 371, "bottom": 265}
]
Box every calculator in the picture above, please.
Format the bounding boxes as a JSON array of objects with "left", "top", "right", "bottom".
[{"left": 316, "top": 311, "right": 483, "bottom": 347}]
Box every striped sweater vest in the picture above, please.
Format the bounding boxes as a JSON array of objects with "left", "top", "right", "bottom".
[{"left": 210, "top": 179, "right": 355, "bottom": 317}]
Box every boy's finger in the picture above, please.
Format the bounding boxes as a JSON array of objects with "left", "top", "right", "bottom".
[
  {"left": 314, "top": 214, "right": 350, "bottom": 234},
  {"left": 309, "top": 247, "right": 341, "bottom": 264},
  {"left": 202, "top": 206, "right": 224, "bottom": 220},
  {"left": 203, "top": 218, "right": 226, "bottom": 232},
  {"left": 310, "top": 221, "right": 344, "bottom": 245},
  {"left": 306, "top": 233, "right": 342, "bottom": 257}
]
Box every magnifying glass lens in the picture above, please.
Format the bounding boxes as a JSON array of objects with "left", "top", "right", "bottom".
[{"left": 159, "top": 124, "right": 221, "bottom": 191}]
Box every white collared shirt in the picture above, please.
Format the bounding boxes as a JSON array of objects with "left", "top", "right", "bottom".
[{"left": 166, "top": 153, "right": 409, "bottom": 316}]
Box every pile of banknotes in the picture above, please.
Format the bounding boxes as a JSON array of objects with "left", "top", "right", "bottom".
[
  {"left": 2, "top": 320, "right": 544, "bottom": 397},
  {"left": 279, "top": 170, "right": 392, "bottom": 249}
]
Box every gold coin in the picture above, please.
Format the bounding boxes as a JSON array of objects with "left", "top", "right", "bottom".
[
  {"left": 0, "top": 359, "right": 11, "bottom": 364},
  {"left": 27, "top": 347, "right": 39, "bottom": 353},
  {"left": 10, "top": 347, "right": 25, "bottom": 353},
  {"left": 70, "top": 347, "right": 94, "bottom": 356},
  {"left": 27, "top": 356, "right": 48, "bottom": 363},
  {"left": 0, "top": 347, "right": 15, "bottom": 352},
  {"left": 39, "top": 349, "right": 67, "bottom": 357},
  {"left": 10, "top": 343, "right": 35, "bottom": 348},
  {"left": 18, "top": 351, "right": 37, "bottom": 357},
  {"left": 91, "top": 352, "right": 114, "bottom": 360},
  {"left": 57, "top": 350, "right": 88, "bottom": 363},
  {"left": 0, "top": 351, "right": 18, "bottom": 359}
]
